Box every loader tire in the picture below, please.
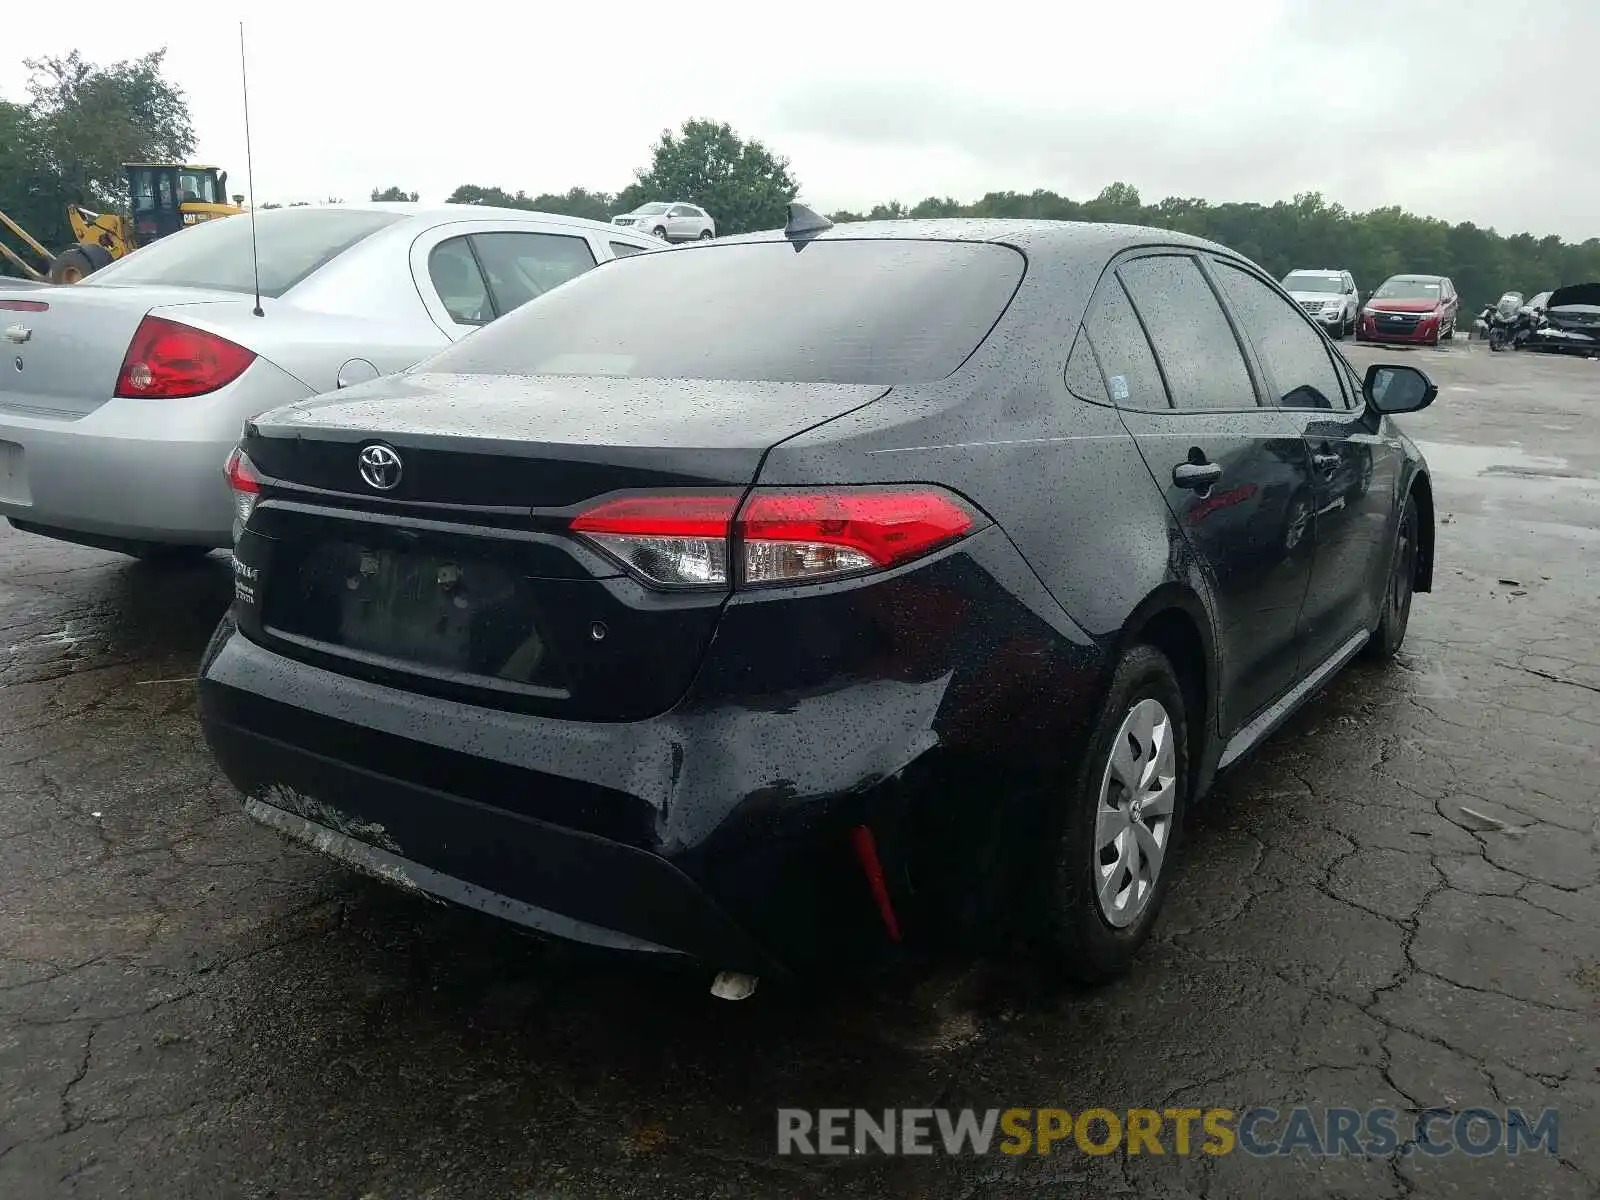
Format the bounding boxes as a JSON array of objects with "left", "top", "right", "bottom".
[{"left": 47, "top": 244, "right": 110, "bottom": 285}]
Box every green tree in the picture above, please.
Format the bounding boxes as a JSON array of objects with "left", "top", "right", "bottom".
[
  {"left": 0, "top": 98, "right": 69, "bottom": 273},
  {"left": 447, "top": 184, "right": 533, "bottom": 208},
  {"left": 625, "top": 119, "right": 798, "bottom": 236},
  {"left": 23, "top": 48, "right": 194, "bottom": 208},
  {"left": 445, "top": 184, "right": 617, "bottom": 220},
  {"left": 525, "top": 186, "right": 615, "bottom": 222},
  {"left": 370, "top": 185, "right": 418, "bottom": 202},
  {"left": 2, "top": 49, "right": 195, "bottom": 277},
  {"left": 840, "top": 183, "right": 1600, "bottom": 309}
]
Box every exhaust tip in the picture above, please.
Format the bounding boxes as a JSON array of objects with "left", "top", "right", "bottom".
[{"left": 710, "top": 971, "right": 760, "bottom": 1001}]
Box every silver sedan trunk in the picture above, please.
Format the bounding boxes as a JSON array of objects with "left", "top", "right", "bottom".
[{"left": 0, "top": 204, "right": 661, "bottom": 557}]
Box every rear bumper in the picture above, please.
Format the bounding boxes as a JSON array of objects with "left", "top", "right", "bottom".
[
  {"left": 199, "top": 618, "right": 937, "bottom": 974},
  {"left": 197, "top": 524, "right": 1106, "bottom": 972},
  {"left": 207, "top": 705, "right": 783, "bottom": 973},
  {"left": 0, "top": 359, "right": 312, "bottom": 547}
]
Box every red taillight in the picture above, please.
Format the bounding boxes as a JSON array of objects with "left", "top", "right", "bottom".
[
  {"left": 115, "top": 315, "right": 256, "bottom": 399},
  {"left": 570, "top": 493, "right": 740, "bottom": 539},
  {"left": 571, "top": 492, "right": 740, "bottom": 587},
  {"left": 225, "top": 447, "right": 261, "bottom": 542},
  {"left": 569, "top": 486, "right": 977, "bottom": 589},
  {"left": 0, "top": 299, "right": 48, "bottom": 312},
  {"left": 225, "top": 447, "right": 261, "bottom": 495},
  {"left": 739, "top": 488, "right": 975, "bottom": 585}
]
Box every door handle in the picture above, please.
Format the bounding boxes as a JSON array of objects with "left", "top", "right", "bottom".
[
  {"left": 1312, "top": 453, "right": 1342, "bottom": 473},
  {"left": 1172, "top": 461, "right": 1223, "bottom": 491}
]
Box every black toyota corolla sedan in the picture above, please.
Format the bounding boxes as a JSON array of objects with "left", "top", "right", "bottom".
[{"left": 198, "top": 211, "right": 1437, "bottom": 990}]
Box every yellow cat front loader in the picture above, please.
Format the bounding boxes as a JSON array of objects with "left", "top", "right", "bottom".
[{"left": 0, "top": 163, "right": 243, "bottom": 284}]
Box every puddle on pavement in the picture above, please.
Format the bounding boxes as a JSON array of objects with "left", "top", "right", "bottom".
[{"left": 1414, "top": 441, "right": 1590, "bottom": 483}]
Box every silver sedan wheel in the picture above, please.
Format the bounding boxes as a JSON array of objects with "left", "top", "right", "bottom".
[{"left": 1094, "top": 697, "right": 1177, "bottom": 928}]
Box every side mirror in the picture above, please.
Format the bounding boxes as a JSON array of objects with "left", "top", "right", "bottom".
[{"left": 1364, "top": 364, "right": 1436, "bottom": 415}]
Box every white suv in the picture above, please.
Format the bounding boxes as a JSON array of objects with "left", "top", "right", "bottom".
[
  {"left": 611, "top": 202, "right": 715, "bottom": 243},
  {"left": 1281, "top": 268, "right": 1361, "bottom": 339}
]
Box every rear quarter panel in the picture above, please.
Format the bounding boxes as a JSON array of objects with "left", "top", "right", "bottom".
[
  {"left": 183, "top": 305, "right": 448, "bottom": 396},
  {"left": 755, "top": 238, "right": 1207, "bottom": 648}
]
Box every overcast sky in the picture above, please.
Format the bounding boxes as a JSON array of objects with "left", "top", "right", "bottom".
[{"left": 5, "top": 2, "right": 1595, "bottom": 241}]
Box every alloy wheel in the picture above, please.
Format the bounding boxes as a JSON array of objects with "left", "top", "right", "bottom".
[{"left": 1094, "top": 698, "right": 1177, "bottom": 928}]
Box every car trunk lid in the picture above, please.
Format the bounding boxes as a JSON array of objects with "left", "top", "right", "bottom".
[
  {"left": 0, "top": 282, "right": 255, "bottom": 419},
  {"left": 234, "top": 371, "right": 887, "bottom": 721}
]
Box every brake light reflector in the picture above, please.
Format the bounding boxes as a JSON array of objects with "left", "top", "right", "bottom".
[
  {"left": 569, "top": 486, "right": 977, "bottom": 589},
  {"left": 571, "top": 493, "right": 740, "bottom": 587},
  {"left": 225, "top": 447, "right": 261, "bottom": 542},
  {"left": 115, "top": 315, "right": 256, "bottom": 399},
  {"left": 739, "top": 488, "right": 975, "bottom": 585}
]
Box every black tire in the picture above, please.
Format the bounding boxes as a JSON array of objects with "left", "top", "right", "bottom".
[
  {"left": 652, "top": 226, "right": 669, "bottom": 241},
  {"left": 1042, "top": 644, "right": 1189, "bottom": 984},
  {"left": 698, "top": 229, "right": 713, "bottom": 240},
  {"left": 1363, "top": 491, "right": 1419, "bottom": 661},
  {"left": 47, "top": 246, "right": 96, "bottom": 285}
]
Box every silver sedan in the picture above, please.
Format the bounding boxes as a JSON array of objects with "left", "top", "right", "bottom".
[{"left": 0, "top": 203, "right": 661, "bottom": 559}]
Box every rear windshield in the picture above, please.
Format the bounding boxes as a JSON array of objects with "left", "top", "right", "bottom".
[
  {"left": 421, "top": 239, "right": 1026, "bottom": 385},
  {"left": 83, "top": 208, "right": 406, "bottom": 298}
]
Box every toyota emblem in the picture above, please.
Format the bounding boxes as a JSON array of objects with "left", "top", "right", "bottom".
[{"left": 358, "top": 443, "right": 403, "bottom": 491}]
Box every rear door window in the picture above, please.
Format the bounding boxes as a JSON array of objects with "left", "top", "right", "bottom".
[
  {"left": 1076, "top": 274, "right": 1168, "bottom": 411},
  {"left": 609, "top": 241, "right": 650, "bottom": 258},
  {"left": 422, "top": 238, "right": 1026, "bottom": 385},
  {"left": 1118, "top": 255, "right": 1258, "bottom": 411},
  {"left": 428, "top": 237, "right": 493, "bottom": 326},
  {"left": 1064, "top": 330, "right": 1108, "bottom": 404},
  {"left": 1212, "top": 261, "right": 1347, "bottom": 410},
  {"left": 469, "top": 231, "right": 597, "bottom": 315}
]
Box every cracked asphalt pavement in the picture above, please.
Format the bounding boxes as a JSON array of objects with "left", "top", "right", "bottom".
[{"left": 2, "top": 342, "right": 1598, "bottom": 1199}]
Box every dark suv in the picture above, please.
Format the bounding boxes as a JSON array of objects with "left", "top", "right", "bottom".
[{"left": 199, "top": 216, "right": 1437, "bottom": 990}]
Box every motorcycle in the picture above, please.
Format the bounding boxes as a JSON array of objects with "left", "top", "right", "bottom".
[{"left": 1475, "top": 291, "right": 1536, "bottom": 351}]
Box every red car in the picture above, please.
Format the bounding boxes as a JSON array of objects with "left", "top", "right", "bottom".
[{"left": 1357, "top": 274, "right": 1459, "bottom": 346}]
